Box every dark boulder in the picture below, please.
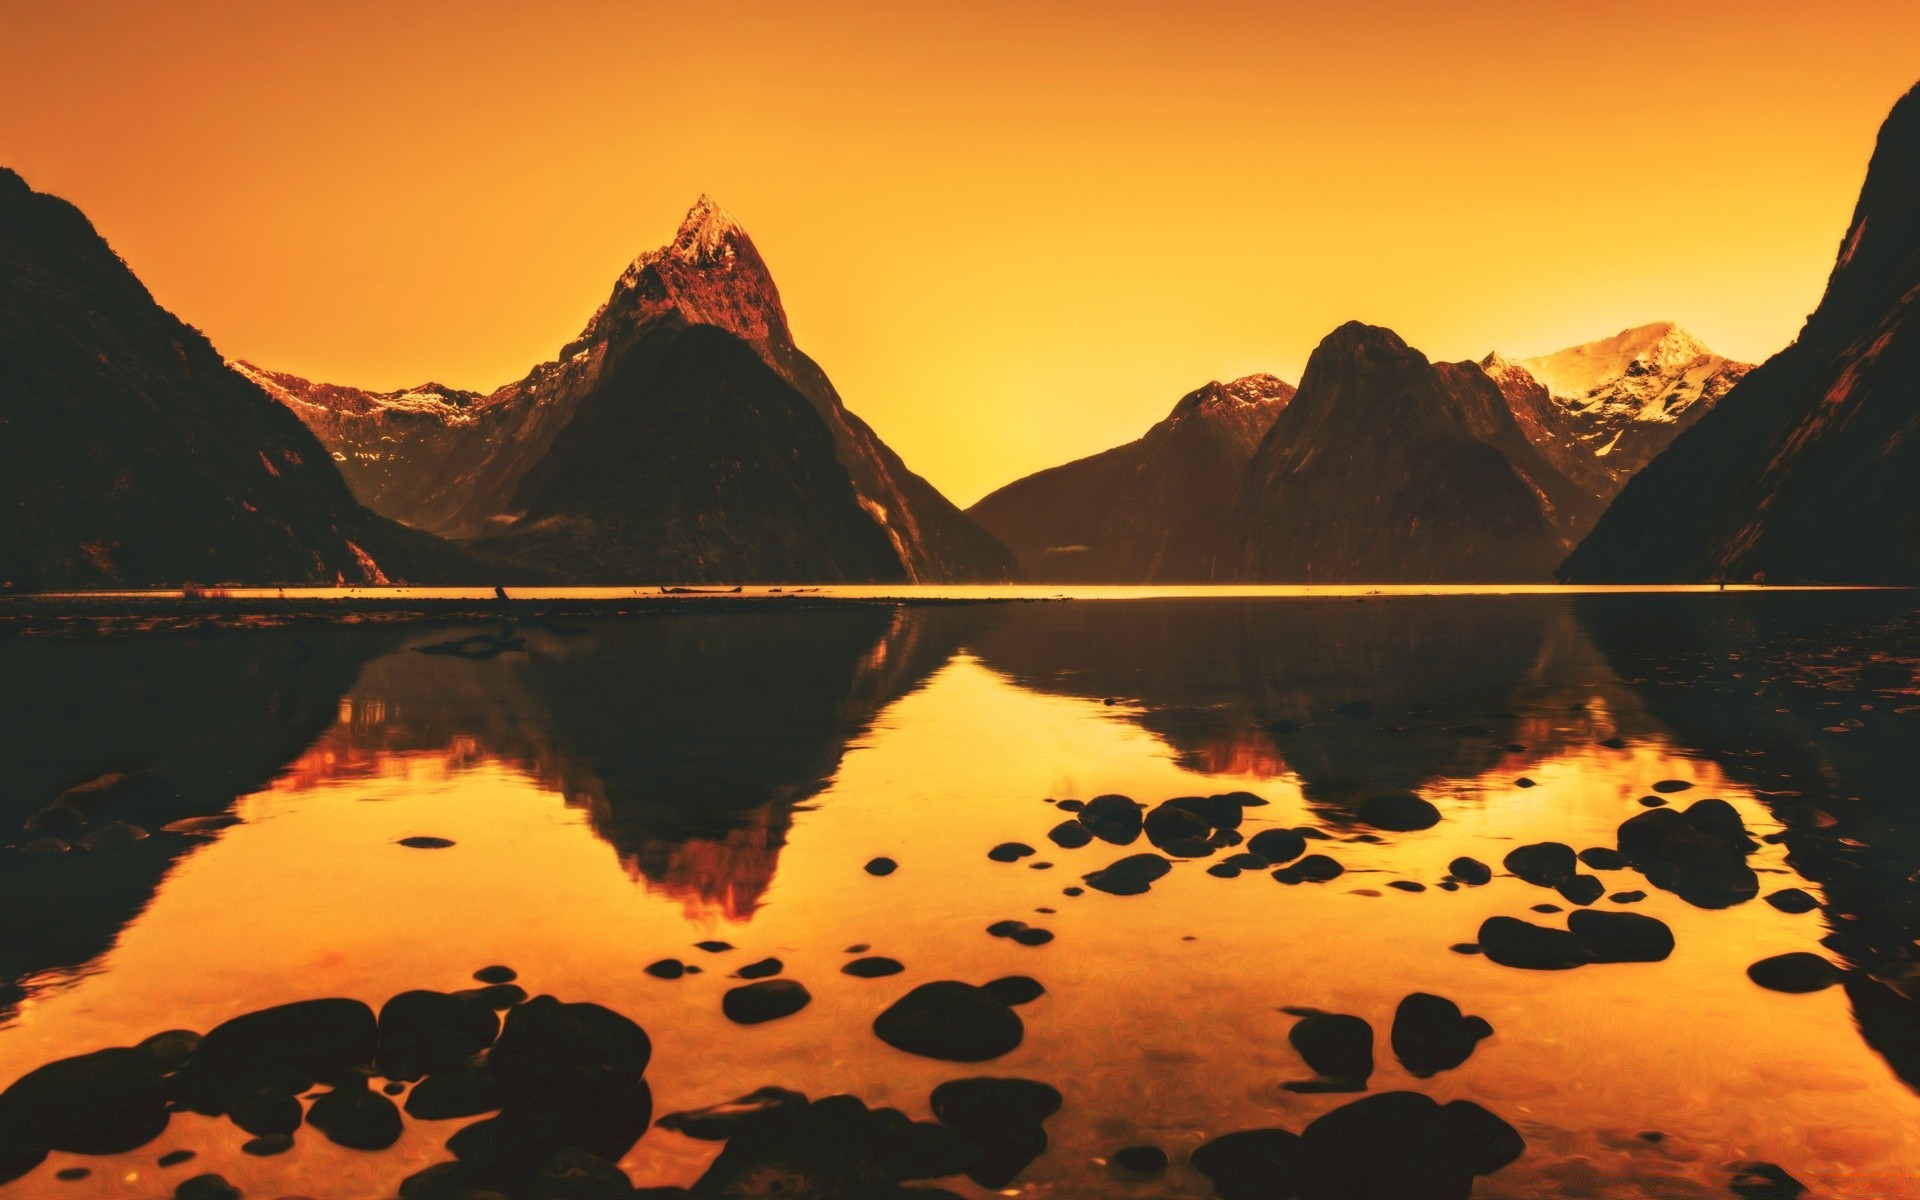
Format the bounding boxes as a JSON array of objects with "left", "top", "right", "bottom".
[
  {"left": 1273, "top": 855, "right": 1344, "bottom": 884},
  {"left": 378, "top": 989, "right": 501, "bottom": 1079},
  {"left": 1747, "top": 953, "right": 1838, "bottom": 993},
  {"left": 988, "top": 842, "right": 1035, "bottom": 863},
  {"left": 1555, "top": 874, "right": 1605, "bottom": 906},
  {"left": 721, "top": 980, "right": 811, "bottom": 1025},
  {"left": 1356, "top": 792, "right": 1441, "bottom": 832},
  {"left": 227, "top": 1087, "right": 302, "bottom": 1137},
  {"left": 1577, "top": 847, "right": 1627, "bottom": 871},
  {"left": 1083, "top": 853, "right": 1171, "bottom": 896},
  {"left": 873, "top": 982, "right": 1023, "bottom": 1062},
  {"left": 644, "top": 959, "right": 686, "bottom": 980},
  {"left": 1504, "top": 843, "right": 1576, "bottom": 887},
  {"left": 307, "top": 1081, "right": 403, "bottom": 1150},
  {"left": 1390, "top": 994, "right": 1492, "bottom": 1077},
  {"left": 735, "top": 958, "right": 783, "bottom": 980},
  {"left": 1567, "top": 910, "right": 1674, "bottom": 963},
  {"left": 525, "top": 1147, "right": 636, "bottom": 1199},
  {"left": 1247, "top": 828, "right": 1307, "bottom": 865},
  {"left": 1112, "top": 1144, "right": 1167, "bottom": 1175},
  {"left": 1192, "top": 1128, "right": 1300, "bottom": 1200},
  {"left": 929, "top": 1077, "right": 1061, "bottom": 1189},
  {"left": 1476, "top": 917, "right": 1589, "bottom": 970},
  {"left": 174, "top": 1176, "right": 242, "bottom": 1200},
  {"left": 1144, "top": 802, "right": 1213, "bottom": 850},
  {"left": 982, "top": 976, "right": 1046, "bottom": 1007},
  {"left": 1294, "top": 1091, "right": 1521, "bottom": 1199},
  {"left": 0, "top": 1094, "right": 47, "bottom": 1186},
  {"left": 1765, "top": 888, "right": 1818, "bottom": 914},
  {"left": 864, "top": 857, "right": 898, "bottom": 876},
  {"left": 1285, "top": 1012, "right": 1372, "bottom": 1090},
  {"left": 843, "top": 957, "right": 905, "bottom": 978},
  {"left": 1730, "top": 1161, "right": 1806, "bottom": 1198},
  {"left": 2, "top": 1047, "right": 167, "bottom": 1154},
  {"left": 490, "top": 997, "right": 651, "bottom": 1103},
  {"left": 193, "top": 998, "right": 377, "bottom": 1094},
  {"left": 1076, "top": 795, "right": 1143, "bottom": 844},
  {"left": 406, "top": 1069, "right": 503, "bottom": 1121},
  {"left": 1046, "top": 821, "right": 1092, "bottom": 849},
  {"left": 1447, "top": 857, "right": 1492, "bottom": 886}
]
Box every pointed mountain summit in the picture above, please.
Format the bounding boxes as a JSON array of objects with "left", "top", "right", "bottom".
[
  {"left": 1478, "top": 323, "right": 1750, "bottom": 499},
  {"left": 967, "top": 374, "right": 1295, "bottom": 581},
  {"left": 259, "top": 196, "right": 1015, "bottom": 582},
  {"left": 1236, "top": 322, "right": 1596, "bottom": 582},
  {"left": 1564, "top": 80, "right": 1920, "bottom": 582},
  {"left": 0, "top": 168, "right": 468, "bottom": 588}
]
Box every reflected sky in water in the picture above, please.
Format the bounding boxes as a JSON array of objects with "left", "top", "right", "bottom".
[{"left": 2, "top": 595, "right": 1919, "bottom": 1197}]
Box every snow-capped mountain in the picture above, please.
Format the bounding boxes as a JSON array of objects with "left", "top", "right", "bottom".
[
  {"left": 252, "top": 197, "right": 1017, "bottom": 583},
  {"left": 967, "top": 374, "right": 1295, "bottom": 581},
  {"left": 1478, "top": 323, "right": 1750, "bottom": 498}
]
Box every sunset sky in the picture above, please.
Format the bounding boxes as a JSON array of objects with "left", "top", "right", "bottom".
[{"left": 4, "top": 0, "right": 1918, "bottom": 504}]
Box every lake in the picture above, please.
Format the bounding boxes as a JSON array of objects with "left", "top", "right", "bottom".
[{"left": 2, "top": 591, "right": 1918, "bottom": 1199}]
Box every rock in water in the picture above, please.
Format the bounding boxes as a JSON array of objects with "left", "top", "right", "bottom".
[
  {"left": 1765, "top": 888, "right": 1818, "bottom": 914},
  {"left": 173, "top": 1176, "right": 243, "bottom": 1200},
  {"left": 1730, "top": 1161, "right": 1807, "bottom": 1198},
  {"left": 2, "top": 1047, "right": 168, "bottom": 1154},
  {"left": 1447, "top": 857, "right": 1492, "bottom": 886},
  {"left": 1294, "top": 1091, "right": 1522, "bottom": 1199},
  {"left": 307, "top": 1082, "right": 402, "bottom": 1150},
  {"left": 191, "top": 998, "right": 379, "bottom": 1097},
  {"left": 1504, "top": 843, "right": 1576, "bottom": 887},
  {"left": 1247, "top": 828, "right": 1308, "bottom": 865},
  {"left": 1568, "top": 910, "right": 1674, "bottom": 963},
  {"left": 1113, "top": 1144, "right": 1168, "bottom": 1175},
  {"left": 1476, "top": 917, "right": 1590, "bottom": 970},
  {"left": 873, "top": 982, "right": 1024, "bottom": 1061},
  {"left": 1082, "top": 853, "right": 1172, "bottom": 895},
  {"left": 1193, "top": 1128, "right": 1302, "bottom": 1200},
  {"left": 1077, "top": 795, "right": 1144, "bottom": 844},
  {"left": 1747, "top": 953, "right": 1839, "bottom": 993},
  {"left": 722, "top": 980, "right": 812, "bottom": 1025},
  {"left": 1286, "top": 1013, "right": 1374, "bottom": 1089},
  {"left": 1273, "top": 854, "right": 1345, "bottom": 884},
  {"left": 1391, "top": 994, "right": 1493, "bottom": 1077},
  {"left": 0, "top": 1094, "right": 47, "bottom": 1186},
  {"left": 929, "top": 1077, "right": 1062, "bottom": 1189},
  {"left": 377, "top": 989, "right": 502, "bottom": 1079},
  {"left": 1356, "top": 792, "right": 1441, "bottom": 832},
  {"left": 489, "top": 996, "right": 651, "bottom": 1103},
  {"left": 843, "top": 957, "right": 905, "bottom": 978},
  {"left": 1046, "top": 821, "right": 1093, "bottom": 849}
]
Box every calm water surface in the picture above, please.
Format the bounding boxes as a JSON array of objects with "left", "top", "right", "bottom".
[{"left": 3, "top": 594, "right": 1920, "bottom": 1198}]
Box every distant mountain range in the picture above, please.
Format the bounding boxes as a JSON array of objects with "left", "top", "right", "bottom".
[
  {"left": 967, "top": 374, "right": 1295, "bottom": 581},
  {"left": 0, "top": 168, "right": 470, "bottom": 590},
  {"left": 1564, "top": 81, "right": 1920, "bottom": 583},
  {"left": 3, "top": 79, "right": 1915, "bottom": 588},
  {"left": 242, "top": 197, "right": 1014, "bottom": 584}
]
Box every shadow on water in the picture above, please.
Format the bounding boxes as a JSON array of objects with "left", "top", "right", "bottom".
[
  {"left": 0, "top": 606, "right": 998, "bottom": 1007},
  {"left": 0, "top": 627, "right": 402, "bottom": 1007},
  {"left": 967, "top": 597, "right": 1657, "bottom": 812},
  {"left": 1575, "top": 591, "right": 1920, "bottom": 1089}
]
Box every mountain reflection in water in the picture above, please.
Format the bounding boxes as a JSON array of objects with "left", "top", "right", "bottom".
[{"left": 0, "top": 593, "right": 1917, "bottom": 1198}]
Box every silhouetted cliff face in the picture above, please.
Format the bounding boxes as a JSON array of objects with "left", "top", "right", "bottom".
[
  {"left": 966, "top": 375, "right": 1295, "bottom": 581},
  {"left": 486, "top": 322, "right": 908, "bottom": 583},
  {"left": 1236, "top": 322, "right": 1587, "bottom": 582},
  {"left": 1478, "top": 325, "right": 1750, "bottom": 502},
  {"left": 0, "top": 169, "right": 466, "bottom": 589},
  {"left": 1563, "top": 82, "right": 1920, "bottom": 583},
  {"left": 253, "top": 197, "right": 1017, "bottom": 583}
]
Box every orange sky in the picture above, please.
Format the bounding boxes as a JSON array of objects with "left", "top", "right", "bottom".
[{"left": 3, "top": 0, "right": 1918, "bottom": 505}]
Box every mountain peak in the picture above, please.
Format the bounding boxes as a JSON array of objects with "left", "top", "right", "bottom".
[
  {"left": 1516, "top": 322, "right": 1725, "bottom": 402},
  {"left": 667, "top": 194, "right": 749, "bottom": 268}
]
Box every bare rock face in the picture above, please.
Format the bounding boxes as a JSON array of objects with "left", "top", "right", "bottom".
[
  {"left": 0, "top": 169, "right": 468, "bottom": 589},
  {"left": 249, "top": 196, "right": 1015, "bottom": 583},
  {"left": 967, "top": 374, "right": 1296, "bottom": 581},
  {"left": 1235, "top": 322, "right": 1590, "bottom": 582},
  {"left": 1565, "top": 81, "right": 1920, "bottom": 583}
]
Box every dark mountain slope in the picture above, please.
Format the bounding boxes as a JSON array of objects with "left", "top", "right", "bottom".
[
  {"left": 1563, "top": 81, "right": 1920, "bottom": 583},
  {"left": 0, "top": 168, "right": 468, "bottom": 588},
  {"left": 487, "top": 322, "right": 907, "bottom": 583},
  {"left": 1237, "top": 322, "right": 1581, "bottom": 582},
  {"left": 967, "top": 374, "right": 1295, "bottom": 581}
]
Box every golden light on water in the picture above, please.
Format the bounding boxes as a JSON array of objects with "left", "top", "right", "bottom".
[{"left": 2, "top": 629, "right": 1914, "bottom": 1197}]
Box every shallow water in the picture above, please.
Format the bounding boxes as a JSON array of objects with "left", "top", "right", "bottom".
[{"left": 3, "top": 593, "right": 1920, "bottom": 1198}]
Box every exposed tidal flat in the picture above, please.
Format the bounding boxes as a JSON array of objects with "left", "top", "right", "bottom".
[{"left": 0, "top": 591, "right": 1917, "bottom": 1198}]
